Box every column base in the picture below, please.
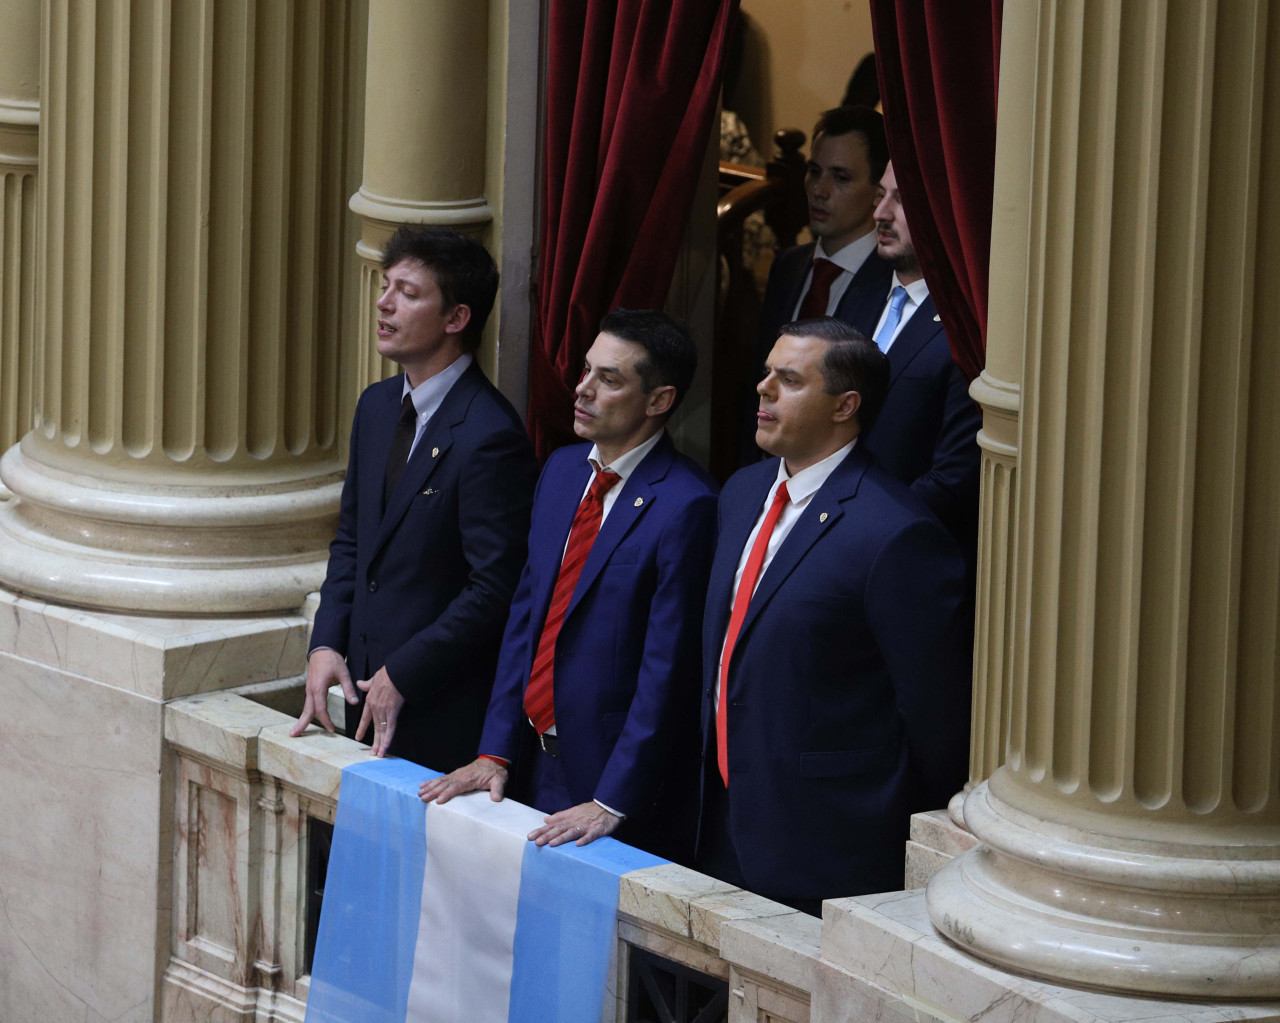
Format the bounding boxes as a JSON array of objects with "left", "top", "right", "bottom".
[
  {"left": 814, "top": 889, "right": 1280, "bottom": 1023},
  {"left": 0, "top": 443, "right": 340, "bottom": 614},
  {"left": 927, "top": 781, "right": 1280, "bottom": 999}
]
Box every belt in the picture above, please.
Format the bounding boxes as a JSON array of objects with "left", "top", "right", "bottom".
[{"left": 536, "top": 730, "right": 561, "bottom": 757}]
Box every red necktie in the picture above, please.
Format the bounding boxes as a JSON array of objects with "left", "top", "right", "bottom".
[
  {"left": 797, "top": 258, "right": 843, "bottom": 319},
  {"left": 717, "top": 480, "right": 791, "bottom": 786},
  {"left": 524, "top": 467, "right": 621, "bottom": 734}
]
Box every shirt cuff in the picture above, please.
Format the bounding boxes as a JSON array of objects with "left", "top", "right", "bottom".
[
  {"left": 593, "top": 798, "right": 625, "bottom": 820},
  {"left": 478, "top": 754, "right": 510, "bottom": 766},
  {"left": 307, "top": 645, "right": 337, "bottom": 659}
]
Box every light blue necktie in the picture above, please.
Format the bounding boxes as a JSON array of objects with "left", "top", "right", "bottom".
[{"left": 874, "top": 286, "right": 909, "bottom": 352}]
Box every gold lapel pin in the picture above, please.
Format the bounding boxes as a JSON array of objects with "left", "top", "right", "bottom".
[
  {"left": 819, "top": 512, "right": 829, "bottom": 523},
  {"left": 431, "top": 446, "right": 439, "bottom": 458},
  {"left": 634, "top": 497, "right": 644, "bottom": 507}
]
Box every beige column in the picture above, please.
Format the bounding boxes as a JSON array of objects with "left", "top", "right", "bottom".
[
  {"left": 349, "top": 0, "right": 491, "bottom": 391},
  {"left": 0, "top": 0, "right": 362, "bottom": 614},
  {"left": 0, "top": 0, "right": 39, "bottom": 483},
  {"left": 930, "top": 0, "right": 1280, "bottom": 998},
  {"left": 947, "top": 0, "right": 1036, "bottom": 826}
]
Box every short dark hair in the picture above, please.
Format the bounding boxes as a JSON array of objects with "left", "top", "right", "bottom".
[
  {"left": 380, "top": 226, "right": 499, "bottom": 351},
  {"left": 777, "top": 316, "right": 890, "bottom": 432},
  {"left": 598, "top": 308, "right": 698, "bottom": 415},
  {"left": 812, "top": 106, "right": 889, "bottom": 183}
]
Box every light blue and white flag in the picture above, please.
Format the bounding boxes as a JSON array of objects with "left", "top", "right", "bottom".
[{"left": 305, "top": 759, "right": 665, "bottom": 1023}]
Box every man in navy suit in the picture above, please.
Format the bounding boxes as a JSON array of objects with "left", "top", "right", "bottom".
[
  {"left": 862, "top": 161, "right": 981, "bottom": 559},
  {"left": 699, "top": 317, "right": 971, "bottom": 913},
  {"left": 421, "top": 310, "right": 717, "bottom": 858},
  {"left": 291, "top": 227, "right": 537, "bottom": 773},
  {"left": 745, "top": 107, "right": 892, "bottom": 463}
]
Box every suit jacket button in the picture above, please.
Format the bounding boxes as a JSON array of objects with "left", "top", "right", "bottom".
[{"left": 368, "top": 580, "right": 378, "bottom": 593}]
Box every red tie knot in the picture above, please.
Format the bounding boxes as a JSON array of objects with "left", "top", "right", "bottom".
[{"left": 589, "top": 467, "right": 621, "bottom": 501}]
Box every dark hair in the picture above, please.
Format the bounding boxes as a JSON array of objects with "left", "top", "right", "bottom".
[
  {"left": 776, "top": 316, "right": 889, "bottom": 432},
  {"left": 598, "top": 308, "right": 698, "bottom": 414},
  {"left": 812, "top": 106, "right": 889, "bottom": 183},
  {"left": 841, "top": 53, "right": 879, "bottom": 110},
  {"left": 381, "top": 226, "right": 499, "bottom": 351}
]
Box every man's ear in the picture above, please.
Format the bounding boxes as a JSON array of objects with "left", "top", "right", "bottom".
[
  {"left": 444, "top": 303, "right": 473, "bottom": 335},
  {"left": 832, "top": 390, "right": 861, "bottom": 424},
  {"left": 646, "top": 384, "right": 677, "bottom": 418}
]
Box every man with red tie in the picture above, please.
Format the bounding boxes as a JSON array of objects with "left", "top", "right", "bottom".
[
  {"left": 422, "top": 310, "right": 717, "bottom": 859},
  {"left": 698, "top": 316, "right": 971, "bottom": 913}
]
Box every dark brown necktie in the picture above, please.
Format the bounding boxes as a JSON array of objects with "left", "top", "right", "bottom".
[{"left": 383, "top": 394, "right": 418, "bottom": 508}]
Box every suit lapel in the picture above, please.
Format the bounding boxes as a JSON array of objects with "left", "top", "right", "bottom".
[
  {"left": 836, "top": 250, "right": 894, "bottom": 336},
  {"left": 704, "top": 463, "right": 776, "bottom": 662},
  {"left": 736, "top": 448, "right": 871, "bottom": 642},
  {"left": 532, "top": 453, "right": 593, "bottom": 628},
  {"left": 884, "top": 294, "right": 943, "bottom": 386},
  {"left": 781, "top": 242, "right": 817, "bottom": 322},
  {"left": 369, "top": 362, "right": 483, "bottom": 560},
  {"left": 565, "top": 435, "right": 675, "bottom": 617}
]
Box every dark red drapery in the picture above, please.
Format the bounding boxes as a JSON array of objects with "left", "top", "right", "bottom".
[
  {"left": 870, "top": 0, "right": 1003, "bottom": 384},
  {"left": 528, "top": 0, "right": 738, "bottom": 458}
]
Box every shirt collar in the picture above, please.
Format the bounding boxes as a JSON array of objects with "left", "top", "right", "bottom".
[
  {"left": 890, "top": 271, "right": 931, "bottom": 307},
  {"left": 816, "top": 230, "right": 877, "bottom": 276},
  {"left": 401, "top": 353, "right": 473, "bottom": 421},
  {"left": 587, "top": 428, "right": 665, "bottom": 482},
  {"left": 773, "top": 438, "right": 858, "bottom": 504}
]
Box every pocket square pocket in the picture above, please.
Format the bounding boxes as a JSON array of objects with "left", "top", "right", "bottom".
[{"left": 420, "top": 486, "right": 439, "bottom": 496}]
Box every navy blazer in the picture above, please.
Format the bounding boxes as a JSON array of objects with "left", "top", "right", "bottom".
[
  {"left": 478, "top": 434, "right": 717, "bottom": 838},
  {"left": 311, "top": 362, "right": 538, "bottom": 773},
  {"left": 700, "top": 446, "right": 971, "bottom": 902},
  {"left": 861, "top": 293, "right": 981, "bottom": 560}
]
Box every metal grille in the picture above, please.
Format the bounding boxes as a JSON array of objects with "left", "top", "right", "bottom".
[{"left": 627, "top": 946, "right": 729, "bottom": 1023}]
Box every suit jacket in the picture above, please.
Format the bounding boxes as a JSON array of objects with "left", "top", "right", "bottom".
[
  {"left": 311, "top": 362, "right": 538, "bottom": 773},
  {"left": 478, "top": 434, "right": 718, "bottom": 849},
  {"left": 861, "top": 292, "right": 982, "bottom": 562},
  {"left": 700, "top": 446, "right": 970, "bottom": 902}
]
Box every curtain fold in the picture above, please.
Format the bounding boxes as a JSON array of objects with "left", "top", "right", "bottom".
[
  {"left": 529, "top": 0, "right": 738, "bottom": 458},
  {"left": 870, "top": 0, "right": 1003, "bottom": 384}
]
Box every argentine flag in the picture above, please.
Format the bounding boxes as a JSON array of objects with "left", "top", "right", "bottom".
[{"left": 305, "top": 759, "right": 664, "bottom": 1023}]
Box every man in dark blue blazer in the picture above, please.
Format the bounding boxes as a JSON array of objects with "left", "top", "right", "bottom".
[
  {"left": 291, "top": 227, "right": 537, "bottom": 773},
  {"left": 746, "top": 107, "right": 892, "bottom": 463},
  {"left": 422, "top": 310, "right": 717, "bottom": 858},
  {"left": 699, "top": 317, "right": 971, "bottom": 912},
  {"left": 862, "top": 161, "right": 981, "bottom": 559}
]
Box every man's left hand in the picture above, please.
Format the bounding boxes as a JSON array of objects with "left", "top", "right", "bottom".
[
  {"left": 527, "top": 801, "right": 621, "bottom": 847},
  {"left": 355, "top": 667, "right": 406, "bottom": 758}
]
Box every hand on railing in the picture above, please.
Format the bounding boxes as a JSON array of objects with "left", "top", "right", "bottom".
[
  {"left": 290, "top": 648, "right": 358, "bottom": 736},
  {"left": 419, "top": 756, "right": 509, "bottom": 804}
]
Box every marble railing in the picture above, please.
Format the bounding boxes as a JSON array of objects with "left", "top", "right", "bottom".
[{"left": 160, "top": 687, "right": 823, "bottom": 1023}]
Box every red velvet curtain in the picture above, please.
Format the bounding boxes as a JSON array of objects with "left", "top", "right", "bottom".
[
  {"left": 528, "top": 0, "right": 738, "bottom": 458},
  {"left": 870, "top": 0, "right": 1003, "bottom": 384}
]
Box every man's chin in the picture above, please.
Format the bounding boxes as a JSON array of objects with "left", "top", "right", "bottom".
[{"left": 754, "top": 425, "right": 780, "bottom": 456}]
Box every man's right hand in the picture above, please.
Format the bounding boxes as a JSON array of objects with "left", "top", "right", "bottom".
[
  {"left": 290, "top": 648, "right": 359, "bottom": 736},
  {"left": 419, "top": 757, "right": 508, "bottom": 804}
]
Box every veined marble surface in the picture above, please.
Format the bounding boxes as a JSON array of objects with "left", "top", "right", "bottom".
[
  {"left": 814, "top": 889, "right": 1280, "bottom": 1023},
  {"left": 0, "top": 586, "right": 308, "bottom": 699}
]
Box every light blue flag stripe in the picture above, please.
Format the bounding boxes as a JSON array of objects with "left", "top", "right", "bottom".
[
  {"left": 509, "top": 827, "right": 664, "bottom": 1022},
  {"left": 305, "top": 759, "right": 429, "bottom": 1023},
  {"left": 305, "top": 759, "right": 666, "bottom": 1023}
]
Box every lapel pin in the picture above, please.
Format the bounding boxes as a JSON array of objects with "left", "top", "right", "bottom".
[
  {"left": 634, "top": 497, "right": 644, "bottom": 507},
  {"left": 933, "top": 314, "right": 941, "bottom": 322},
  {"left": 431, "top": 446, "right": 439, "bottom": 458},
  {"left": 820, "top": 512, "right": 829, "bottom": 523}
]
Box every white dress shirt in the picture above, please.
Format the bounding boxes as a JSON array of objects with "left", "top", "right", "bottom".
[
  {"left": 870, "top": 273, "right": 931, "bottom": 352},
  {"left": 715, "top": 439, "right": 858, "bottom": 707},
  {"left": 790, "top": 232, "right": 879, "bottom": 320},
  {"left": 400, "top": 353, "right": 474, "bottom": 457}
]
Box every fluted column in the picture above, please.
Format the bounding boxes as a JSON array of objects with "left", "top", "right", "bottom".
[
  {"left": 0, "top": 0, "right": 40, "bottom": 490},
  {"left": 0, "top": 0, "right": 360, "bottom": 614},
  {"left": 930, "top": 0, "right": 1280, "bottom": 998},
  {"left": 949, "top": 0, "right": 1036, "bottom": 827},
  {"left": 350, "top": 0, "right": 491, "bottom": 391}
]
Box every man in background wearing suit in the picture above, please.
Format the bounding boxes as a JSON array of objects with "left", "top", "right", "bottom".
[
  {"left": 746, "top": 107, "right": 891, "bottom": 462},
  {"left": 421, "top": 310, "right": 717, "bottom": 860},
  {"left": 861, "top": 160, "right": 981, "bottom": 560},
  {"left": 699, "top": 317, "right": 971, "bottom": 913},
  {"left": 291, "top": 227, "right": 537, "bottom": 773}
]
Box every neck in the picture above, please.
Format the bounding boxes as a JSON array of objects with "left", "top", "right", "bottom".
[
  {"left": 894, "top": 266, "right": 924, "bottom": 286},
  {"left": 781, "top": 431, "right": 857, "bottom": 476},
  {"left": 594, "top": 422, "right": 663, "bottom": 469},
  {"left": 822, "top": 223, "right": 874, "bottom": 257},
  {"left": 402, "top": 345, "right": 465, "bottom": 390}
]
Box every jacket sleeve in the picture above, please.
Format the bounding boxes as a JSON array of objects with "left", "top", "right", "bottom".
[
  {"left": 908, "top": 356, "right": 982, "bottom": 529},
  {"left": 309, "top": 394, "right": 363, "bottom": 656}
]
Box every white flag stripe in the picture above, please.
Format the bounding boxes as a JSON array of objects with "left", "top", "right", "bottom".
[{"left": 406, "top": 794, "right": 544, "bottom": 1023}]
